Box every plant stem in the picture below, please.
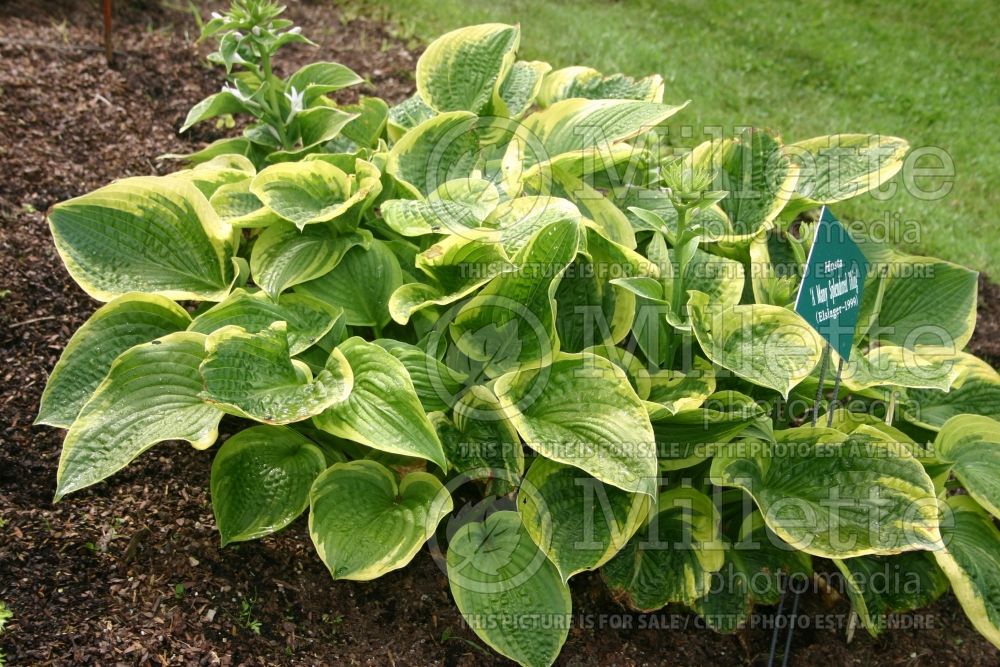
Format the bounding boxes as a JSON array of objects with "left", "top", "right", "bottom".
[
  {"left": 664, "top": 206, "right": 691, "bottom": 368},
  {"left": 260, "top": 48, "right": 289, "bottom": 149}
]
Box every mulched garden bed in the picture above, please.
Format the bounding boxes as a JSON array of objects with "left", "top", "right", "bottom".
[{"left": 1, "top": 2, "right": 998, "bottom": 664}]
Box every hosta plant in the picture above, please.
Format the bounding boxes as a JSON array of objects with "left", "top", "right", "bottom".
[{"left": 38, "top": 11, "right": 1000, "bottom": 667}]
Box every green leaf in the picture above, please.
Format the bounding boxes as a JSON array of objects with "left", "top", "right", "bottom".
[
  {"left": 374, "top": 339, "right": 467, "bottom": 412},
  {"left": 313, "top": 337, "right": 447, "bottom": 469},
  {"left": 416, "top": 23, "right": 520, "bottom": 114},
  {"left": 211, "top": 425, "right": 326, "bottom": 545},
  {"left": 518, "top": 457, "right": 651, "bottom": 582},
  {"left": 294, "top": 240, "right": 402, "bottom": 328},
  {"left": 537, "top": 66, "right": 665, "bottom": 106},
  {"left": 310, "top": 460, "right": 452, "bottom": 580},
  {"left": 250, "top": 222, "right": 372, "bottom": 297},
  {"left": 450, "top": 219, "right": 580, "bottom": 375},
  {"left": 905, "top": 353, "right": 1000, "bottom": 429},
  {"left": 385, "top": 111, "right": 479, "bottom": 196},
  {"left": 267, "top": 107, "right": 360, "bottom": 162},
  {"left": 645, "top": 356, "right": 716, "bottom": 415},
  {"left": 602, "top": 488, "right": 725, "bottom": 610},
  {"left": 448, "top": 511, "right": 571, "bottom": 667},
  {"left": 495, "top": 352, "right": 657, "bottom": 497},
  {"left": 55, "top": 332, "right": 223, "bottom": 500},
  {"left": 389, "top": 234, "right": 515, "bottom": 324},
  {"left": 498, "top": 60, "right": 551, "bottom": 118},
  {"left": 387, "top": 93, "right": 436, "bottom": 142},
  {"left": 652, "top": 391, "right": 765, "bottom": 471},
  {"left": 842, "top": 344, "right": 964, "bottom": 392},
  {"left": 870, "top": 255, "right": 978, "bottom": 351},
  {"left": 208, "top": 178, "right": 281, "bottom": 228},
  {"left": 287, "top": 62, "right": 364, "bottom": 102},
  {"left": 431, "top": 385, "right": 524, "bottom": 496},
  {"left": 48, "top": 176, "right": 236, "bottom": 302},
  {"left": 714, "top": 129, "right": 799, "bottom": 236},
  {"left": 934, "top": 415, "right": 1000, "bottom": 519},
  {"left": 188, "top": 288, "right": 342, "bottom": 355},
  {"left": 180, "top": 91, "right": 252, "bottom": 133},
  {"left": 340, "top": 97, "right": 390, "bottom": 148},
  {"left": 250, "top": 161, "right": 360, "bottom": 229},
  {"left": 200, "top": 322, "right": 353, "bottom": 424},
  {"left": 380, "top": 178, "right": 500, "bottom": 237},
  {"left": 710, "top": 432, "right": 941, "bottom": 557},
  {"left": 486, "top": 195, "right": 582, "bottom": 257},
  {"left": 554, "top": 227, "right": 647, "bottom": 352},
  {"left": 688, "top": 290, "right": 823, "bottom": 398},
  {"left": 789, "top": 134, "right": 909, "bottom": 204},
  {"left": 520, "top": 99, "right": 688, "bottom": 176},
  {"left": 934, "top": 496, "right": 1000, "bottom": 648},
  {"left": 834, "top": 551, "right": 947, "bottom": 637},
  {"left": 37, "top": 294, "right": 191, "bottom": 428}
]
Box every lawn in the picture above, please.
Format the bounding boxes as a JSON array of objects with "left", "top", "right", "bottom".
[{"left": 360, "top": 0, "right": 999, "bottom": 273}]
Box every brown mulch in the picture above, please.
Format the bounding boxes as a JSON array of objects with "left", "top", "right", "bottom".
[{"left": 1, "top": 1, "right": 998, "bottom": 665}]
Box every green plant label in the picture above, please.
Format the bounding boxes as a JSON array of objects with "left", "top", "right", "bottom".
[{"left": 793, "top": 207, "right": 868, "bottom": 361}]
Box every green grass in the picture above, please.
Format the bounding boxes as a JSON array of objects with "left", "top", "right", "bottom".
[{"left": 359, "top": 0, "right": 999, "bottom": 273}]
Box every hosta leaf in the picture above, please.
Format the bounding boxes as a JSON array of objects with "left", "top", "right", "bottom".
[
  {"left": 313, "top": 337, "right": 447, "bottom": 469},
  {"left": 486, "top": 195, "right": 583, "bottom": 257},
  {"left": 934, "top": 496, "right": 1000, "bottom": 648},
  {"left": 714, "top": 129, "right": 799, "bottom": 236},
  {"left": 200, "top": 322, "right": 353, "bottom": 424},
  {"left": 37, "top": 294, "right": 191, "bottom": 428},
  {"left": 250, "top": 161, "right": 358, "bottom": 229},
  {"left": 271, "top": 107, "right": 359, "bottom": 162},
  {"left": 905, "top": 353, "right": 1000, "bottom": 430},
  {"left": 250, "top": 222, "right": 372, "bottom": 297},
  {"left": 188, "top": 288, "right": 342, "bottom": 355},
  {"left": 554, "top": 227, "right": 646, "bottom": 352},
  {"left": 55, "top": 332, "right": 223, "bottom": 500},
  {"left": 519, "top": 99, "right": 687, "bottom": 177},
  {"left": 498, "top": 60, "right": 551, "bottom": 118},
  {"left": 287, "top": 62, "right": 364, "bottom": 103},
  {"left": 374, "top": 339, "right": 467, "bottom": 412},
  {"left": 340, "top": 97, "right": 390, "bottom": 148},
  {"left": 834, "top": 551, "right": 947, "bottom": 637},
  {"left": 789, "top": 134, "right": 909, "bottom": 204},
  {"left": 519, "top": 457, "right": 651, "bottom": 582},
  {"left": 710, "top": 433, "right": 941, "bottom": 557},
  {"left": 208, "top": 178, "right": 281, "bottom": 228},
  {"left": 380, "top": 177, "right": 500, "bottom": 237},
  {"left": 448, "top": 511, "right": 571, "bottom": 667},
  {"left": 688, "top": 290, "right": 823, "bottom": 398},
  {"left": 180, "top": 91, "right": 252, "bottom": 133},
  {"left": 652, "top": 391, "right": 765, "bottom": 471},
  {"left": 310, "top": 460, "right": 452, "bottom": 580},
  {"left": 389, "top": 234, "right": 515, "bottom": 324},
  {"left": 386, "top": 111, "right": 479, "bottom": 196},
  {"left": 495, "top": 352, "right": 657, "bottom": 497},
  {"left": 871, "top": 255, "right": 978, "bottom": 351},
  {"left": 602, "top": 488, "right": 725, "bottom": 610},
  {"left": 934, "top": 415, "right": 1000, "bottom": 519},
  {"left": 416, "top": 23, "right": 520, "bottom": 114},
  {"left": 295, "top": 240, "right": 402, "bottom": 328},
  {"left": 842, "top": 344, "right": 964, "bottom": 392},
  {"left": 431, "top": 385, "right": 524, "bottom": 496},
  {"left": 451, "top": 220, "right": 580, "bottom": 375},
  {"left": 537, "top": 66, "right": 665, "bottom": 106},
  {"left": 386, "top": 93, "right": 436, "bottom": 142},
  {"left": 211, "top": 425, "right": 326, "bottom": 545},
  {"left": 175, "top": 156, "right": 255, "bottom": 199},
  {"left": 645, "top": 356, "right": 716, "bottom": 415},
  {"left": 48, "top": 176, "right": 236, "bottom": 302}
]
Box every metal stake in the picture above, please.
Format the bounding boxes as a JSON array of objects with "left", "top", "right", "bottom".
[{"left": 811, "top": 344, "right": 831, "bottom": 427}]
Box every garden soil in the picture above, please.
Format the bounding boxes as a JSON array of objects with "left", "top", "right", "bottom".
[{"left": 1, "top": 1, "right": 998, "bottom": 665}]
